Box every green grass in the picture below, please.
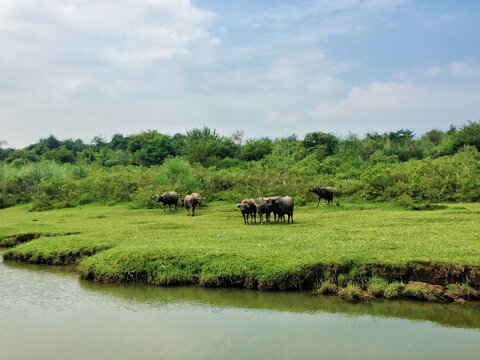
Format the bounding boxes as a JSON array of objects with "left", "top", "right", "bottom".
[{"left": 2, "top": 202, "right": 480, "bottom": 288}]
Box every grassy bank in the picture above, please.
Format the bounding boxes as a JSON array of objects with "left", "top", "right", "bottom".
[{"left": 2, "top": 202, "right": 480, "bottom": 301}]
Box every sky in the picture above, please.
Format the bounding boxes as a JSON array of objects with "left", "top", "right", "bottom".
[{"left": 1, "top": 0, "right": 479, "bottom": 148}]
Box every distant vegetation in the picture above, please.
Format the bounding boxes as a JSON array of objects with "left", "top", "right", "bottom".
[{"left": 1, "top": 122, "right": 480, "bottom": 210}]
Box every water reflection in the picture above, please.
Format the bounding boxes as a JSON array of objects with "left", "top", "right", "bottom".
[
  {"left": 79, "top": 280, "right": 480, "bottom": 329},
  {"left": 2, "top": 255, "right": 480, "bottom": 360},
  {"left": 4, "top": 256, "right": 479, "bottom": 330}
]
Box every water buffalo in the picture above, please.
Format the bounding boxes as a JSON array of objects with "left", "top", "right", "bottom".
[
  {"left": 183, "top": 193, "right": 202, "bottom": 216},
  {"left": 191, "top": 192, "right": 203, "bottom": 205},
  {"left": 255, "top": 196, "right": 279, "bottom": 224},
  {"left": 237, "top": 198, "right": 257, "bottom": 224},
  {"left": 309, "top": 187, "right": 334, "bottom": 206},
  {"left": 156, "top": 191, "right": 179, "bottom": 211},
  {"left": 271, "top": 196, "right": 294, "bottom": 223}
]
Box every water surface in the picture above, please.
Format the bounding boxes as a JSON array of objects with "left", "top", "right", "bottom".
[{"left": 1, "top": 254, "right": 479, "bottom": 360}]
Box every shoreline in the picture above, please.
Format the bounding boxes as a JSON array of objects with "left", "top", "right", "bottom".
[
  {"left": 2, "top": 202, "right": 480, "bottom": 305},
  {"left": 3, "top": 247, "right": 479, "bottom": 304}
]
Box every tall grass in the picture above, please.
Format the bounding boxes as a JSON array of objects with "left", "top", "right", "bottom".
[{"left": 1, "top": 145, "right": 480, "bottom": 211}]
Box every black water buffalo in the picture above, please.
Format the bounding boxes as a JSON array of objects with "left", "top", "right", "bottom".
[
  {"left": 271, "top": 196, "right": 294, "bottom": 223},
  {"left": 255, "top": 196, "right": 279, "bottom": 224},
  {"left": 309, "top": 187, "right": 334, "bottom": 206},
  {"left": 183, "top": 193, "right": 203, "bottom": 216},
  {"left": 238, "top": 198, "right": 257, "bottom": 224},
  {"left": 156, "top": 191, "right": 179, "bottom": 211}
]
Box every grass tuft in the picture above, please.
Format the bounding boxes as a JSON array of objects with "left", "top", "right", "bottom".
[
  {"left": 338, "top": 284, "right": 373, "bottom": 302},
  {"left": 367, "top": 275, "right": 388, "bottom": 297},
  {"left": 403, "top": 283, "right": 437, "bottom": 302},
  {"left": 384, "top": 282, "right": 405, "bottom": 299},
  {"left": 314, "top": 280, "right": 338, "bottom": 295}
]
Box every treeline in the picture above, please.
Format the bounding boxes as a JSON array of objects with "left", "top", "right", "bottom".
[
  {"left": 2, "top": 123, "right": 480, "bottom": 167},
  {"left": 0, "top": 122, "right": 479, "bottom": 210}
]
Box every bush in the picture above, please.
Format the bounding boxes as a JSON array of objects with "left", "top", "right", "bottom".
[{"left": 155, "top": 157, "right": 199, "bottom": 195}]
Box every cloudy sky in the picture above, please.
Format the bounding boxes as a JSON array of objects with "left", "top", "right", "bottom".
[{"left": 1, "top": 0, "right": 479, "bottom": 148}]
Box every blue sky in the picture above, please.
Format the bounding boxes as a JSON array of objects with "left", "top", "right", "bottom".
[{"left": 1, "top": 0, "right": 479, "bottom": 148}]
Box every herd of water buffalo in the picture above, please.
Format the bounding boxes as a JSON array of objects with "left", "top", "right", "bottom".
[{"left": 156, "top": 187, "right": 334, "bottom": 224}]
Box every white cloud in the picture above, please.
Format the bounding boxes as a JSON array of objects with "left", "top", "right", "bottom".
[
  {"left": 448, "top": 61, "right": 477, "bottom": 77},
  {"left": 310, "top": 80, "right": 480, "bottom": 134},
  {"left": 1, "top": 1, "right": 478, "bottom": 148},
  {"left": 0, "top": 0, "right": 217, "bottom": 70},
  {"left": 307, "top": 74, "right": 344, "bottom": 94}
]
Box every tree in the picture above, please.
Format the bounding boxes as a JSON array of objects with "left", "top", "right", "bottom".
[
  {"left": 29, "top": 135, "right": 61, "bottom": 154},
  {"left": 231, "top": 129, "right": 244, "bottom": 145},
  {"left": 126, "top": 131, "right": 159, "bottom": 153},
  {"left": 44, "top": 146, "right": 75, "bottom": 163},
  {"left": 303, "top": 132, "right": 339, "bottom": 156},
  {"left": 184, "top": 127, "right": 236, "bottom": 166},
  {"left": 134, "top": 134, "right": 174, "bottom": 166},
  {"left": 91, "top": 136, "right": 107, "bottom": 152},
  {"left": 97, "top": 148, "right": 132, "bottom": 166},
  {"left": 109, "top": 134, "right": 128, "bottom": 151},
  {"left": 171, "top": 133, "right": 186, "bottom": 156},
  {"left": 388, "top": 129, "right": 414, "bottom": 143},
  {"left": 423, "top": 129, "right": 445, "bottom": 146},
  {"left": 452, "top": 121, "right": 480, "bottom": 152},
  {"left": 5, "top": 149, "right": 39, "bottom": 164},
  {"left": 239, "top": 138, "right": 273, "bottom": 161}
]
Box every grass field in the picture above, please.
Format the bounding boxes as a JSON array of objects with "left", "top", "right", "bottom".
[{"left": 1, "top": 202, "right": 480, "bottom": 292}]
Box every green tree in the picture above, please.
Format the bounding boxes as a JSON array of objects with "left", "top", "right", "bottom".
[
  {"left": 134, "top": 134, "right": 174, "bottom": 166},
  {"left": 239, "top": 138, "right": 273, "bottom": 161},
  {"left": 44, "top": 146, "right": 75, "bottom": 163},
  {"left": 5, "top": 149, "right": 39, "bottom": 164},
  {"left": 97, "top": 148, "right": 132, "bottom": 166},
  {"left": 184, "top": 127, "right": 236, "bottom": 166},
  {"left": 126, "top": 131, "right": 159, "bottom": 153},
  {"left": 109, "top": 134, "right": 128, "bottom": 151},
  {"left": 171, "top": 133, "right": 187, "bottom": 156},
  {"left": 29, "top": 135, "right": 61, "bottom": 155},
  {"left": 423, "top": 129, "right": 446, "bottom": 146},
  {"left": 453, "top": 121, "right": 480, "bottom": 151},
  {"left": 91, "top": 136, "right": 107, "bottom": 152},
  {"left": 303, "top": 132, "right": 339, "bottom": 155}
]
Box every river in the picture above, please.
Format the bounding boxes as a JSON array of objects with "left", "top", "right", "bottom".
[{"left": 1, "top": 253, "right": 479, "bottom": 360}]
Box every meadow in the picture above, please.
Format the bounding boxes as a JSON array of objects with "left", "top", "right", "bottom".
[{"left": 2, "top": 201, "right": 480, "bottom": 300}]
